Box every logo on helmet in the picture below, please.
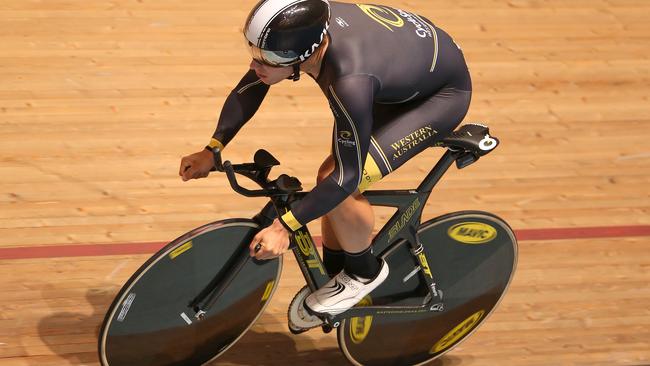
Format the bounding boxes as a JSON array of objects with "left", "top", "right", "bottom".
[{"left": 299, "top": 25, "right": 329, "bottom": 62}]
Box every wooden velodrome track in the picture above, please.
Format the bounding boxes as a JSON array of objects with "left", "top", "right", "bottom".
[{"left": 1, "top": 0, "right": 649, "bottom": 365}]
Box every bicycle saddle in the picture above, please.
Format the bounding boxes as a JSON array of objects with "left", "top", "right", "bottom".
[
  {"left": 441, "top": 123, "right": 499, "bottom": 155},
  {"left": 440, "top": 123, "right": 499, "bottom": 169}
]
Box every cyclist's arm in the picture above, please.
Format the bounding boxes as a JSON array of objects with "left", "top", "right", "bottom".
[
  {"left": 208, "top": 69, "right": 270, "bottom": 150},
  {"left": 278, "top": 74, "right": 379, "bottom": 231}
]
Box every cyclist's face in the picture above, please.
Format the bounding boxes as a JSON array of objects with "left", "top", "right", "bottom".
[{"left": 250, "top": 60, "right": 293, "bottom": 85}]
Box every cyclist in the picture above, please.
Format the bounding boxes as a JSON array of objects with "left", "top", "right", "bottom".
[{"left": 179, "top": 0, "right": 471, "bottom": 317}]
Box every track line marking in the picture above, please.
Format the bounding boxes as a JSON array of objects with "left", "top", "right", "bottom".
[{"left": 0, "top": 225, "right": 648, "bottom": 260}]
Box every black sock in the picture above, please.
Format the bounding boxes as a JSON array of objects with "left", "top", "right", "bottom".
[
  {"left": 322, "top": 245, "right": 345, "bottom": 277},
  {"left": 344, "top": 246, "right": 381, "bottom": 282}
]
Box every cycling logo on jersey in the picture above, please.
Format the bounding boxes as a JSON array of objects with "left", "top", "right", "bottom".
[
  {"left": 447, "top": 222, "right": 497, "bottom": 244},
  {"left": 350, "top": 296, "right": 373, "bottom": 344},
  {"left": 395, "top": 8, "right": 433, "bottom": 38},
  {"left": 338, "top": 130, "right": 357, "bottom": 148},
  {"left": 430, "top": 310, "right": 485, "bottom": 354},
  {"left": 357, "top": 4, "right": 404, "bottom": 32},
  {"left": 335, "top": 17, "right": 349, "bottom": 28}
]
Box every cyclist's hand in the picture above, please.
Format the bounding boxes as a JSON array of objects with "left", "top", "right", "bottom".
[
  {"left": 250, "top": 219, "right": 290, "bottom": 260},
  {"left": 179, "top": 149, "right": 214, "bottom": 181}
]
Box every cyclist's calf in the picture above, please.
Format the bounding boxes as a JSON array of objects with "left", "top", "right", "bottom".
[{"left": 317, "top": 155, "right": 374, "bottom": 254}]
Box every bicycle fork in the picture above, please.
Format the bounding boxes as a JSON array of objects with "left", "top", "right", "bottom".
[{"left": 409, "top": 240, "right": 445, "bottom": 312}]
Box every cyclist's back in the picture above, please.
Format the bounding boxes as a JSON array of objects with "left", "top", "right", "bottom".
[{"left": 318, "top": 2, "right": 471, "bottom": 103}]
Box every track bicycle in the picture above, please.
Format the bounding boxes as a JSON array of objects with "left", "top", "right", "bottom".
[{"left": 98, "top": 123, "right": 517, "bottom": 365}]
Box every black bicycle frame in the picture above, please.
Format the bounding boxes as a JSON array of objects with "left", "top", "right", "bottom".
[
  {"left": 268, "top": 149, "right": 460, "bottom": 325},
  {"left": 192, "top": 148, "right": 461, "bottom": 325}
]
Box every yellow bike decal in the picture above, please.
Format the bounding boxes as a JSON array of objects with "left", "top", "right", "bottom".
[
  {"left": 417, "top": 252, "right": 433, "bottom": 278},
  {"left": 295, "top": 231, "right": 326, "bottom": 275},
  {"left": 261, "top": 281, "right": 274, "bottom": 302},
  {"left": 430, "top": 309, "right": 485, "bottom": 354},
  {"left": 350, "top": 296, "right": 373, "bottom": 344},
  {"left": 169, "top": 241, "right": 192, "bottom": 259},
  {"left": 448, "top": 222, "right": 497, "bottom": 244}
]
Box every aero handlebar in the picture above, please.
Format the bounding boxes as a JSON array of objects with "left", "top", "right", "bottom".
[{"left": 217, "top": 149, "right": 302, "bottom": 198}]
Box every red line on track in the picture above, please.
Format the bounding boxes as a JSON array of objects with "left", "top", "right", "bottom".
[
  {"left": 1, "top": 225, "right": 648, "bottom": 260},
  {"left": 514, "top": 225, "right": 650, "bottom": 241}
]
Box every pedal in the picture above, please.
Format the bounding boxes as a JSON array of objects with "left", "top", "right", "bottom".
[
  {"left": 287, "top": 286, "right": 324, "bottom": 334},
  {"left": 321, "top": 324, "right": 333, "bottom": 334}
]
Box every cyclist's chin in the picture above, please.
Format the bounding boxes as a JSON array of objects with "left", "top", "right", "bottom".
[{"left": 259, "top": 75, "right": 285, "bottom": 85}]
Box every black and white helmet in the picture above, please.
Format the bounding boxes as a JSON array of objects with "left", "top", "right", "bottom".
[{"left": 244, "top": 0, "right": 331, "bottom": 67}]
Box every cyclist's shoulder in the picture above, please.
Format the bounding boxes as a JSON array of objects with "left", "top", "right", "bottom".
[
  {"left": 318, "top": 68, "right": 380, "bottom": 101},
  {"left": 317, "top": 42, "right": 380, "bottom": 92}
]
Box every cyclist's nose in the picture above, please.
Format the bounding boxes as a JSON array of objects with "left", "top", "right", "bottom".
[{"left": 250, "top": 59, "right": 263, "bottom": 71}]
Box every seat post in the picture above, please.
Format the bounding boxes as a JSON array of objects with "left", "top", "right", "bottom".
[{"left": 416, "top": 149, "right": 458, "bottom": 193}]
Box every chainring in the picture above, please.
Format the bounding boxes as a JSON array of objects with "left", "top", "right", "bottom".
[{"left": 287, "top": 285, "right": 324, "bottom": 333}]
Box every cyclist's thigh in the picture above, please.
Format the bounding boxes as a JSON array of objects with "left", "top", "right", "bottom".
[
  {"left": 359, "top": 87, "right": 471, "bottom": 191},
  {"left": 372, "top": 87, "right": 472, "bottom": 173}
]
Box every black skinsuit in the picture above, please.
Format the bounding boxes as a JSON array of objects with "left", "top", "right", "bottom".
[{"left": 210, "top": 2, "right": 472, "bottom": 232}]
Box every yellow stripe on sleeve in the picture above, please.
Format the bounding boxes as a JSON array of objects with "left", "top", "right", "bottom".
[
  {"left": 280, "top": 211, "right": 303, "bottom": 231},
  {"left": 208, "top": 138, "right": 224, "bottom": 151}
]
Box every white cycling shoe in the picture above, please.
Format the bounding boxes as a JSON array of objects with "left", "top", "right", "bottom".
[{"left": 304, "top": 259, "right": 389, "bottom": 317}]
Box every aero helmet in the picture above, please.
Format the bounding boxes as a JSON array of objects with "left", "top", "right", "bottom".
[{"left": 244, "top": 0, "right": 330, "bottom": 79}]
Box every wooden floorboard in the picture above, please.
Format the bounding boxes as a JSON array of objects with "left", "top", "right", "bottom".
[
  {"left": 1, "top": 236, "right": 649, "bottom": 365},
  {"left": 1, "top": 0, "right": 649, "bottom": 364}
]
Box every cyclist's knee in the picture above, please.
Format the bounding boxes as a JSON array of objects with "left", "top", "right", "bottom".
[
  {"left": 317, "top": 156, "right": 365, "bottom": 200},
  {"left": 351, "top": 189, "right": 364, "bottom": 199},
  {"left": 317, "top": 155, "right": 336, "bottom": 184}
]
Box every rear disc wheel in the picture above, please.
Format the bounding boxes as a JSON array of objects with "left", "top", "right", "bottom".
[{"left": 337, "top": 211, "right": 517, "bottom": 365}]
